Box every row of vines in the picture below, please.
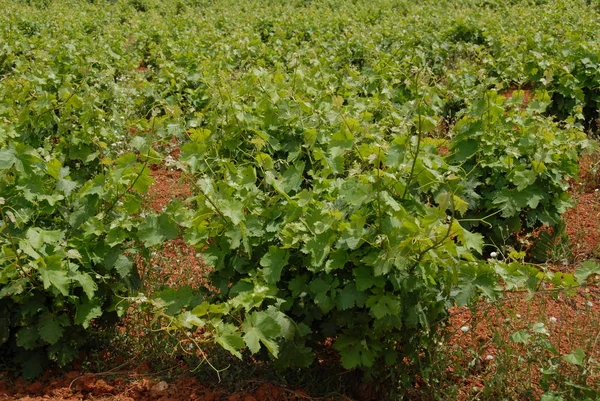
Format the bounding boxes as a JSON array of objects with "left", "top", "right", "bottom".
[{"left": 1, "top": 0, "right": 599, "bottom": 397}]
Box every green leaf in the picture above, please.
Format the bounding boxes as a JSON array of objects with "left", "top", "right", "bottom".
[
  {"left": 137, "top": 214, "right": 178, "bottom": 247},
  {"left": 158, "top": 213, "right": 179, "bottom": 240},
  {"left": 39, "top": 255, "right": 70, "bottom": 296},
  {"left": 540, "top": 392, "right": 564, "bottom": 401},
  {"left": 452, "top": 138, "right": 478, "bottom": 161},
  {"left": 562, "top": 347, "right": 585, "bottom": 366},
  {"left": 303, "top": 231, "right": 334, "bottom": 268},
  {"left": 46, "top": 159, "right": 62, "bottom": 179},
  {"left": 216, "top": 332, "right": 245, "bottom": 359},
  {"left": 113, "top": 254, "right": 133, "bottom": 278},
  {"left": 22, "top": 356, "right": 44, "bottom": 380},
  {"left": 72, "top": 272, "right": 97, "bottom": 299},
  {"left": 510, "top": 330, "right": 530, "bottom": 344},
  {"left": 461, "top": 229, "right": 484, "bottom": 253},
  {"left": 154, "top": 286, "right": 195, "bottom": 315},
  {"left": 48, "top": 341, "right": 79, "bottom": 367},
  {"left": 177, "top": 311, "right": 205, "bottom": 329},
  {"left": 366, "top": 291, "right": 401, "bottom": 319},
  {"left": 512, "top": 169, "right": 537, "bottom": 191},
  {"left": 57, "top": 178, "right": 78, "bottom": 196},
  {"left": 0, "top": 148, "right": 16, "bottom": 169},
  {"left": 574, "top": 260, "right": 600, "bottom": 284},
  {"left": 340, "top": 346, "right": 362, "bottom": 369},
  {"left": 260, "top": 246, "right": 289, "bottom": 284},
  {"left": 336, "top": 283, "right": 366, "bottom": 310},
  {"left": 334, "top": 336, "right": 376, "bottom": 369},
  {"left": 132, "top": 168, "right": 153, "bottom": 194},
  {"left": 353, "top": 265, "right": 386, "bottom": 291},
  {"left": 242, "top": 312, "right": 282, "bottom": 357},
  {"left": 75, "top": 299, "right": 102, "bottom": 329},
  {"left": 38, "top": 312, "right": 64, "bottom": 345},
  {"left": 16, "top": 326, "right": 39, "bottom": 350},
  {"left": 220, "top": 198, "right": 245, "bottom": 225},
  {"left": 215, "top": 322, "right": 245, "bottom": 359},
  {"left": 275, "top": 340, "right": 314, "bottom": 369},
  {"left": 413, "top": 115, "right": 438, "bottom": 133},
  {"left": 288, "top": 274, "right": 308, "bottom": 297}
]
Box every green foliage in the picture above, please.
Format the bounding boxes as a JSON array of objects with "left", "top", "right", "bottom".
[
  {"left": 450, "top": 90, "right": 590, "bottom": 250},
  {"left": 0, "top": 136, "right": 168, "bottom": 376}
]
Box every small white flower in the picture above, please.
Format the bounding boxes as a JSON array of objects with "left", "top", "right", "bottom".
[
  {"left": 549, "top": 316, "right": 557, "bottom": 323},
  {"left": 195, "top": 253, "right": 202, "bottom": 258},
  {"left": 516, "top": 314, "right": 522, "bottom": 319},
  {"left": 485, "top": 355, "right": 494, "bottom": 361},
  {"left": 460, "top": 325, "right": 469, "bottom": 333},
  {"left": 151, "top": 252, "right": 157, "bottom": 257},
  {"left": 586, "top": 301, "right": 593, "bottom": 307},
  {"left": 595, "top": 188, "right": 599, "bottom": 192},
  {"left": 490, "top": 251, "right": 498, "bottom": 258}
]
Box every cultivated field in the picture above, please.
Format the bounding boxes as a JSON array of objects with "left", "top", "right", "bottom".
[{"left": 0, "top": 0, "right": 599, "bottom": 400}]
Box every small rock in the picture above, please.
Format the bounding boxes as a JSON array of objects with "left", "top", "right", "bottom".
[{"left": 151, "top": 381, "right": 168, "bottom": 393}]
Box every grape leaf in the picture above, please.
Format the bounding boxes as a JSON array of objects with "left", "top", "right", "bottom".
[
  {"left": 220, "top": 198, "right": 245, "bottom": 225},
  {"left": 38, "top": 256, "right": 70, "bottom": 296},
  {"left": 112, "top": 254, "right": 133, "bottom": 278},
  {"left": 72, "top": 272, "right": 97, "bottom": 299},
  {"left": 0, "top": 148, "right": 16, "bottom": 169},
  {"left": 16, "top": 326, "right": 39, "bottom": 350},
  {"left": 366, "top": 291, "right": 401, "bottom": 319},
  {"left": 131, "top": 167, "right": 153, "bottom": 194},
  {"left": 215, "top": 323, "right": 245, "bottom": 359},
  {"left": 242, "top": 312, "right": 282, "bottom": 357},
  {"left": 38, "top": 312, "right": 64, "bottom": 344},
  {"left": 22, "top": 356, "right": 44, "bottom": 380},
  {"left": 75, "top": 299, "right": 103, "bottom": 329},
  {"left": 260, "top": 246, "right": 289, "bottom": 284},
  {"left": 336, "top": 283, "right": 366, "bottom": 310}
]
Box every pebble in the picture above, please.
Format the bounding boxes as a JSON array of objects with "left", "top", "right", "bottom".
[{"left": 151, "top": 381, "right": 168, "bottom": 393}]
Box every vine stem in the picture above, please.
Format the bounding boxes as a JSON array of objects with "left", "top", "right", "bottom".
[
  {"left": 402, "top": 69, "right": 422, "bottom": 201},
  {"left": 104, "top": 116, "right": 158, "bottom": 216},
  {"left": 191, "top": 180, "right": 227, "bottom": 222},
  {"left": 0, "top": 205, "right": 28, "bottom": 277},
  {"left": 104, "top": 155, "right": 151, "bottom": 216},
  {"left": 157, "top": 310, "right": 229, "bottom": 381},
  {"left": 409, "top": 192, "right": 456, "bottom": 273}
]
